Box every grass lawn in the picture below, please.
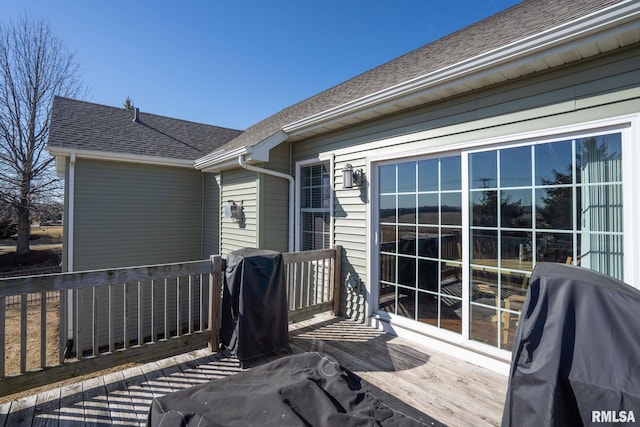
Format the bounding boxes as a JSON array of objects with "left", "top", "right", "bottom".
[{"left": 0, "top": 225, "right": 62, "bottom": 273}]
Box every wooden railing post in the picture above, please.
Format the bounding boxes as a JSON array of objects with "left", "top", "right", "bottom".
[
  {"left": 331, "top": 245, "right": 342, "bottom": 316},
  {"left": 209, "top": 255, "right": 222, "bottom": 352}
]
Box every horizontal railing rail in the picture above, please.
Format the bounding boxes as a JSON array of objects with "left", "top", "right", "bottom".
[
  {"left": 0, "top": 246, "right": 342, "bottom": 398},
  {"left": 0, "top": 260, "right": 213, "bottom": 397}
]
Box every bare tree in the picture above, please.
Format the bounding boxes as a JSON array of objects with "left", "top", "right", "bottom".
[{"left": 0, "top": 15, "right": 85, "bottom": 254}]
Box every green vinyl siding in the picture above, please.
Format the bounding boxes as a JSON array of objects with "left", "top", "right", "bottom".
[
  {"left": 292, "top": 44, "right": 640, "bottom": 321},
  {"left": 203, "top": 172, "right": 221, "bottom": 257},
  {"left": 258, "top": 174, "right": 289, "bottom": 252},
  {"left": 258, "top": 142, "right": 291, "bottom": 253},
  {"left": 71, "top": 159, "right": 205, "bottom": 353},
  {"left": 220, "top": 168, "right": 258, "bottom": 255},
  {"left": 73, "top": 159, "right": 203, "bottom": 271}
]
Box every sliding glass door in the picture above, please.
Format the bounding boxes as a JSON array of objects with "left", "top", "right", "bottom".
[
  {"left": 375, "top": 131, "right": 624, "bottom": 352},
  {"left": 378, "top": 155, "right": 463, "bottom": 334}
]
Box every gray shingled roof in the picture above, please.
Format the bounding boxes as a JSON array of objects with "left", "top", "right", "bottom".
[
  {"left": 215, "top": 0, "right": 623, "bottom": 154},
  {"left": 48, "top": 97, "right": 242, "bottom": 161}
]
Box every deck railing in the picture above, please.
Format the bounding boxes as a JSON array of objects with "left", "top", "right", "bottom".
[{"left": 0, "top": 246, "right": 341, "bottom": 397}]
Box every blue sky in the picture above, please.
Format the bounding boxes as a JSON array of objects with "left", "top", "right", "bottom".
[{"left": 2, "top": 0, "right": 521, "bottom": 130}]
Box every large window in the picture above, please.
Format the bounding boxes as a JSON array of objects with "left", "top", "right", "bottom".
[
  {"left": 376, "top": 130, "right": 624, "bottom": 352},
  {"left": 378, "top": 156, "right": 464, "bottom": 334},
  {"left": 300, "top": 162, "right": 331, "bottom": 250},
  {"left": 469, "top": 133, "right": 622, "bottom": 350}
]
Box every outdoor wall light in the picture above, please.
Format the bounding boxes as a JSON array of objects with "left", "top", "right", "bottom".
[
  {"left": 342, "top": 163, "right": 364, "bottom": 189},
  {"left": 225, "top": 200, "right": 243, "bottom": 221}
]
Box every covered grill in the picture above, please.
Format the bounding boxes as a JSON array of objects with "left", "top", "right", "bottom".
[
  {"left": 502, "top": 263, "right": 640, "bottom": 426},
  {"left": 220, "top": 248, "right": 289, "bottom": 362}
]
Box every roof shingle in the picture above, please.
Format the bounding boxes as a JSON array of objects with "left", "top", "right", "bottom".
[
  {"left": 215, "top": 0, "right": 624, "bottom": 154},
  {"left": 47, "top": 97, "right": 242, "bottom": 161}
]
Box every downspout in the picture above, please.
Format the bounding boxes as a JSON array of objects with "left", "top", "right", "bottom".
[
  {"left": 237, "top": 155, "right": 295, "bottom": 252},
  {"left": 67, "top": 153, "right": 76, "bottom": 272},
  {"left": 67, "top": 153, "right": 76, "bottom": 351}
]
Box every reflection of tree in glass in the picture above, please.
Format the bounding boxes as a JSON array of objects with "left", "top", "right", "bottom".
[
  {"left": 537, "top": 137, "right": 615, "bottom": 230},
  {"left": 537, "top": 167, "right": 573, "bottom": 229},
  {"left": 472, "top": 190, "right": 528, "bottom": 227}
]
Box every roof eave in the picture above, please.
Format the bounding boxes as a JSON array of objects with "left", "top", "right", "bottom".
[
  {"left": 283, "top": 0, "right": 640, "bottom": 137},
  {"left": 46, "top": 146, "right": 195, "bottom": 168},
  {"left": 194, "top": 130, "right": 288, "bottom": 171}
]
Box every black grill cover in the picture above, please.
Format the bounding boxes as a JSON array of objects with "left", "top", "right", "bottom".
[
  {"left": 146, "top": 352, "right": 443, "bottom": 427},
  {"left": 220, "top": 248, "right": 288, "bottom": 361},
  {"left": 502, "top": 263, "right": 640, "bottom": 426}
]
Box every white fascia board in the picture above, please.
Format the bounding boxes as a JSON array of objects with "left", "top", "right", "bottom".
[
  {"left": 47, "top": 146, "right": 194, "bottom": 168},
  {"left": 246, "top": 130, "right": 288, "bottom": 162},
  {"left": 194, "top": 146, "right": 250, "bottom": 170},
  {"left": 283, "top": 0, "right": 640, "bottom": 135},
  {"left": 194, "top": 130, "right": 288, "bottom": 170},
  {"left": 199, "top": 158, "right": 244, "bottom": 172}
]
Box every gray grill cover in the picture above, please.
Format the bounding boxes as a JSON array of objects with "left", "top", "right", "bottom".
[
  {"left": 502, "top": 263, "right": 640, "bottom": 426},
  {"left": 220, "top": 248, "right": 288, "bottom": 361}
]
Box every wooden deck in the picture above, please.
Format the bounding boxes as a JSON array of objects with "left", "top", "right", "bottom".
[{"left": 0, "top": 312, "right": 508, "bottom": 426}]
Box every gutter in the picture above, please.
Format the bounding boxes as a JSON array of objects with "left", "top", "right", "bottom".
[
  {"left": 195, "top": 131, "right": 288, "bottom": 171},
  {"left": 47, "top": 146, "right": 194, "bottom": 168},
  {"left": 282, "top": 0, "right": 640, "bottom": 135},
  {"left": 194, "top": 146, "right": 250, "bottom": 170},
  {"left": 237, "top": 155, "right": 295, "bottom": 252}
]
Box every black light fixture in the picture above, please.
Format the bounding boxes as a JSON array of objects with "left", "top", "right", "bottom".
[{"left": 342, "top": 163, "right": 363, "bottom": 189}]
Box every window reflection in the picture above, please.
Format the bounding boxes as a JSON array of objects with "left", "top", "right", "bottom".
[
  {"left": 398, "top": 162, "right": 416, "bottom": 193},
  {"left": 418, "top": 159, "right": 438, "bottom": 192},
  {"left": 501, "top": 231, "right": 532, "bottom": 264},
  {"left": 579, "top": 184, "right": 622, "bottom": 233},
  {"left": 379, "top": 283, "right": 396, "bottom": 314},
  {"left": 397, "top": 287, "right": 416, "bottom": 319},
  {"left": 417, "top": 292, "right": 438, "bottom": 327},
  {"left": 500, "top": 189, "right": 532, "bottom": 228},
  {"left": 471, "top": 191, "right": 498, "bottom": 227},
  {"left": 535, "top": 140, "right": 572, "bottom": 185},
  {"left": 576, "top": 134, "right": 622, "bottom": 184},
  {"left": 378, "top": 155, "right": 463, "bottom": 334},
  {"left": 398, "top": 227, "right": 417, "bottom": 255},
  {"left": 380, "top": 132, "right": 624, "bottom": 353},
  {"left": 441, "top": 229, "right": 462, "bottom": 261},
  {"left": 441, "top": 193, "right": 462, "bottom": 225},
  {"left": 398, "top": 194, "right": 416, "bottom": 223},
  {"left": 379, "top": 164, "right": 396, "bottom": 193},
  {"left": 418, "top": 259, "right": 438, "bottom": 292},
  {"left": 397, "top": 256, "right": 415, "bottom": 287},
  {"left": 471, "top": 230, "right": 498, "bottom": 263},
  {"left": 535, "top": 232, "right": 572, "bottom": 263},
  {"left": 418, "top": 194, "right": 439, "bottom": 225},
  {"left": 441, "top": 156, "right": 462, "bottom": 191},
  {"left": 470, "top": 151, "right": 497, "bottom": 189},
  {"left": 536, "top": 187, "right": 573, "bottom": 230},
  {"left": 501, "top": 146, "right": 531, "bottom": 187},
  {"left": 379, "top": 194, "right": 396, "bottom": 223},
  {"left": 379, "top": 253, "right": 396, "bottom": 283}
]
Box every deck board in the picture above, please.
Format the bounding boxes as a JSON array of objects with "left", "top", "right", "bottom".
[
  {"left": 31, "top": 387, "right": 60, "bottom": 427},
  {"left": 1, "top": 313, "right": 508, "bottom": 426},
  {"left": 102, "top": 370, "right": 139, "bottom": 427}
]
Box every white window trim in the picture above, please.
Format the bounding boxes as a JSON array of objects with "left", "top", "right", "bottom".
[
  {"left": 295, "top": 156, "right": 335, "bottom": 252},
  {"left": 366, "top": 113, "right": 640, "bottom": 360}
]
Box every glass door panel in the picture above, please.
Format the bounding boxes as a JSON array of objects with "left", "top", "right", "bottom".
[{"left": 377, "top": 156, "right": 463, "bottom": 334}]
